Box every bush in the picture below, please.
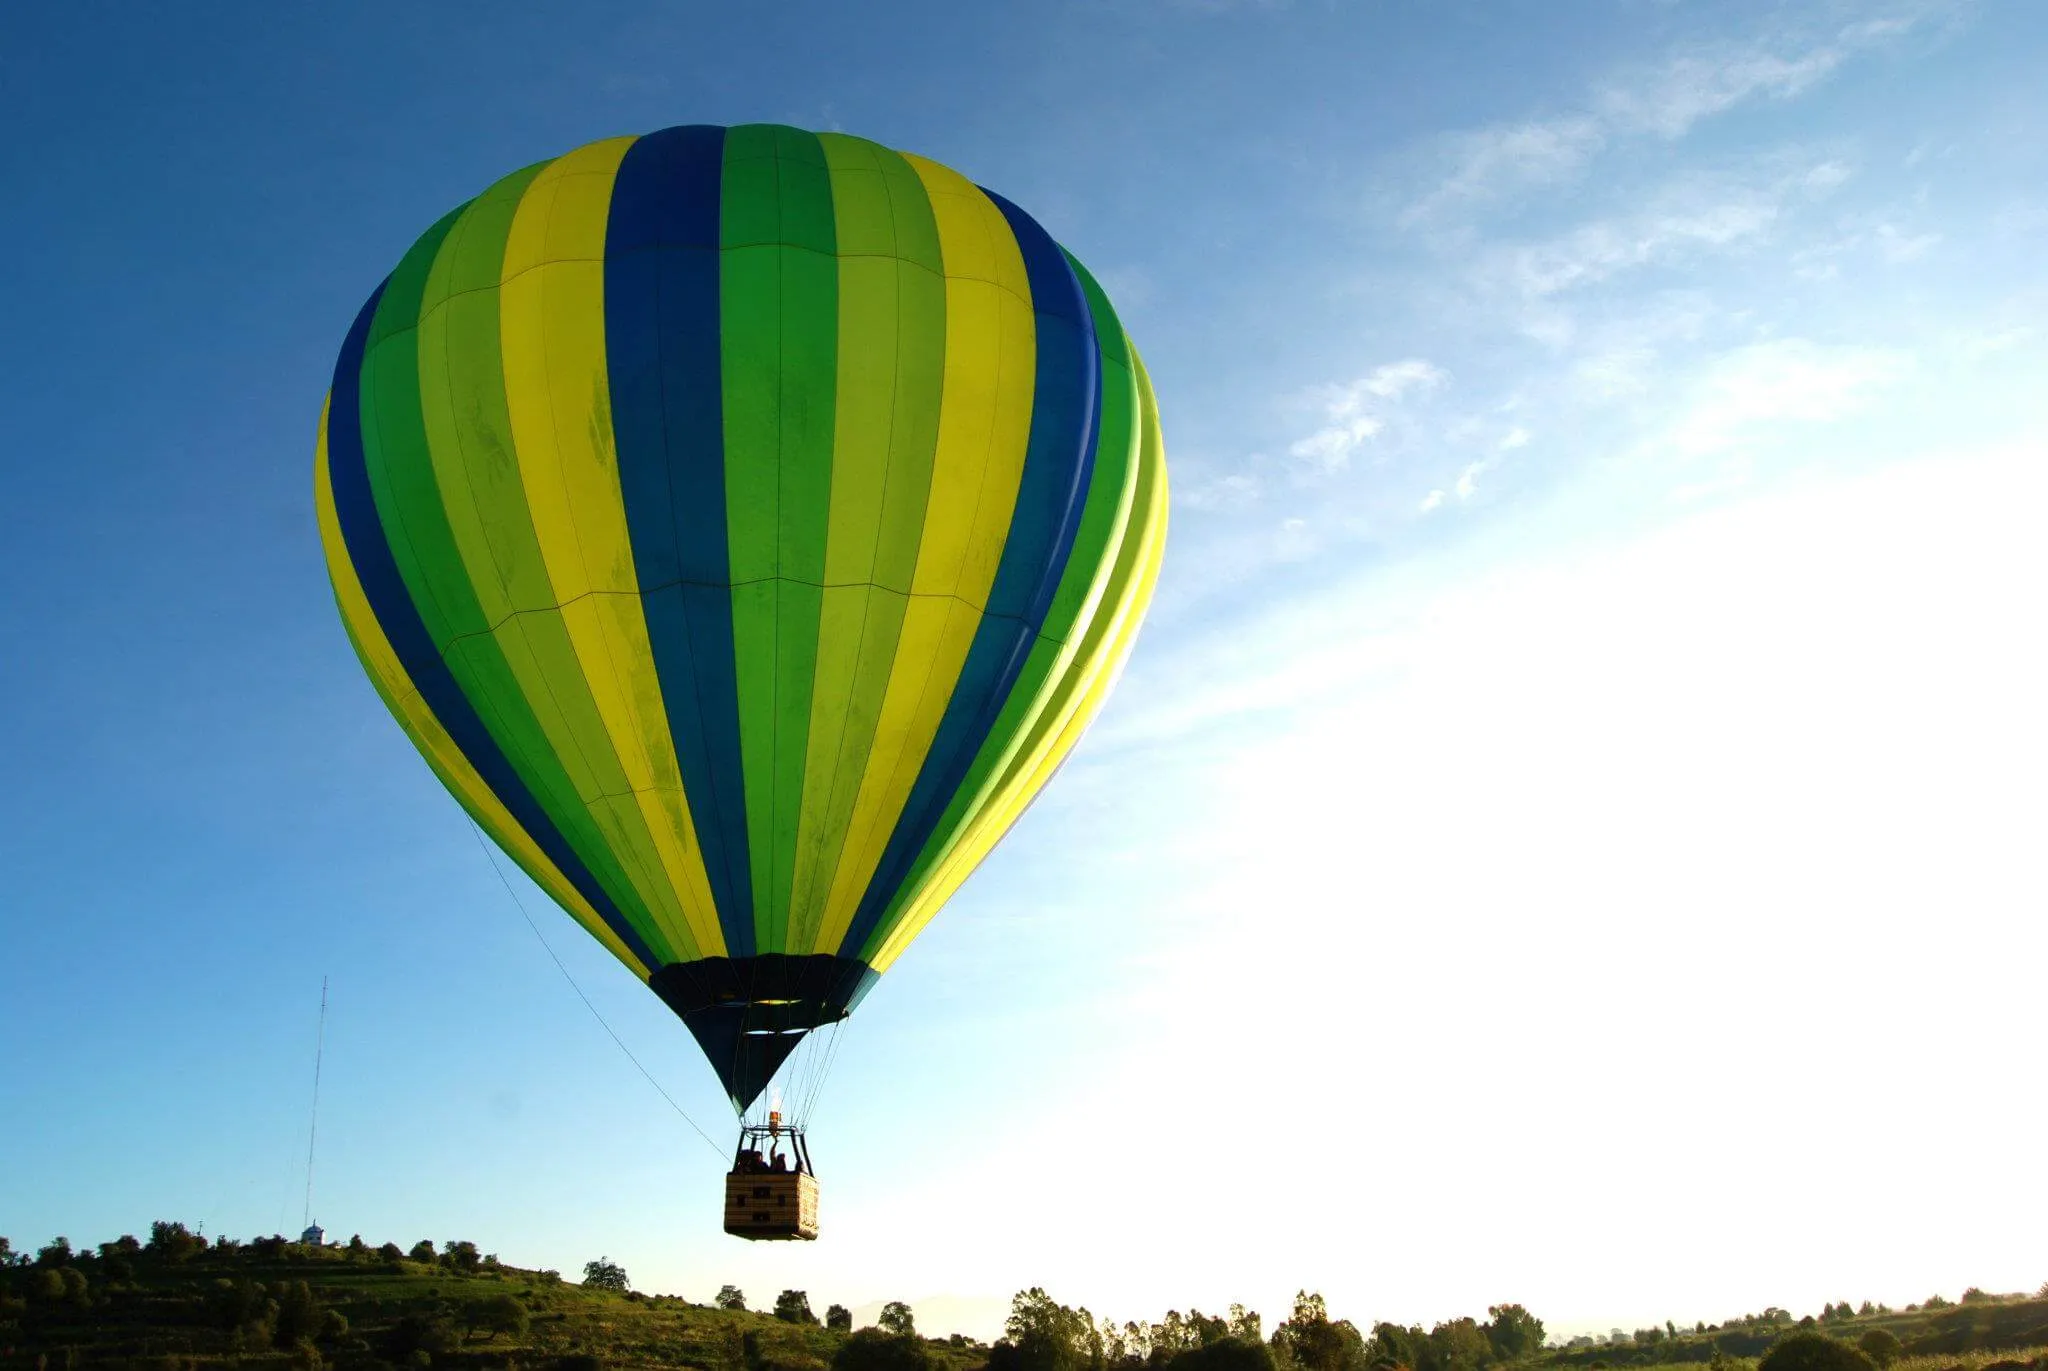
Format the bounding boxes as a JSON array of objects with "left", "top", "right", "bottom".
[
  {"left": 408, "top": 1240, "right": 438, "bottom": 1263},
  {"left": 1168, "top": 1336, "right": 1276, "bottom": 1371},
  {"left": 777, "top": 1289, "right": 820, "bottom": 1324},
  {"left": 1759, "top": 1332, "right": 1875, "bottom": 1371},
  {"left": 1858, "top": 1331, "right": 1902, "bottom": 1367},
  {"left": 469, "top": 1292, "right": 531, "bottom": 1340},
  {"left": 829, "top": 1304, "right": 854, "bottom": 1332},
  {"left": 835, "top": 1328, "right": 935, "bottom": 1371}
]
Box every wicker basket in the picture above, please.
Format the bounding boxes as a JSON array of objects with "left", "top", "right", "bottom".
[{"left": 724, "top": 1170, "right": 819, "bottom": 1241}]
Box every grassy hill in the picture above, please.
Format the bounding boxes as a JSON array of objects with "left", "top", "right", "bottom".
[
  {"left": 3, "top": 1224, "right": 2044, "bottom": 1371},
  {"left": 0, "top": 1227, "right": 986, "bottom": 1371}
]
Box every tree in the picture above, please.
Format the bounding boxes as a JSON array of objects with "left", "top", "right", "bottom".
[
  {"left": 829, "top": 1304, "right": 854, "bottom": 1332},
  {"left": 717, "top": 1284, "right": 748, "bottom": 1311},
  {"left": 1007, "top": 1288, "right": 1098, "bottom": 1371},
  {"left": 468, "top": 1293, "right": 530, "bottom": 1341},
  {"left": 442, "top": 1240, "right": 482, "bottom": 1272},
  {"left": 1429, "top": 1317, "right": 1492, "bottom": 1371},
  {"left": 0, "top": 1237, "right": 12, "bottom": 1266},
  {"left": 1485, "top": 1305, "right": 1546, "bottom": 1361},
  {"left": 407, "top": 1240, "right": 437, "bottom": 1263},
  {"left": 1959, "top": 1288, "right": 1991, "bottom": 1305},
  {"left": 1173, "top": 1337, "right": 1276, "bottom": 1371},
  {"left": 881, "top": 1302, "right": 917, "bottom": 1336},
  {"left": 147, "top": 1222, "right": 204, "bottom": 1260},
  {"left": 778, "top": 1290, "right": 821, "bottom": 1325},
  {"left": 377, "top": 1242, "right": 403, "bottom": 1262},
  {"left": 1856, "top": 1331, "right": 1901, "bottom": 1368},
  {"left": 1758, "top": 1333, "right": 1875, "bottom": 1371},
  {"left": 1230, "top": 1306, "right": 1264, "bottom": 1344},
  {"left": 274, "top": 1280, "right": 325, "bottom": 1347},
  {"left": 837, "top": 1327, "right": 936, "bottom": 1371},
  {"left": 583, "top": 1257, "right": 630, "bottom": 1292},
  {"left": 36, "top": 1237, "right": 73, "bottom": 1267}
]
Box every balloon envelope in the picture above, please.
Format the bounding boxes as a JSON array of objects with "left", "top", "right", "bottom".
[{"left": 315, "top": 124, "right": 1167, "bottom": 1110}]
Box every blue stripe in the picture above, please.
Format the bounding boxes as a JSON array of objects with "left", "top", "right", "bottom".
[
  {"left": 837, "top": 189, "right": 1102, "bottom": 958},
  {"left": 326, "top": 277, "right": 661, "bottom": 971},
  {"left": 604, "top": 125, "right": 757, "bottom": 958}
]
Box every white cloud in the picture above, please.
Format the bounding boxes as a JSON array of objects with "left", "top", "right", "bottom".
[
  {"left": 1286, "top": 360, "right": 1447, "bottom": 475},
  {"left": 1664, "top": 338, "right": 1910, "bottom": 458},
  {"left": 1178, "top": 471, "right": 1263, "bottom": 510},
  {"left": 1403, "top": 116, "right": 1605, "bottom": 222},
  {"left": 1488, "top": 159, "right": 1848, "bottom": 298},
  {"left": 1595, "top": 45, "right": 1844, "bottom": 138},
  {"left": 1419, "top": 488, "right": 1446, "bottom": 513},
  {"left": 1403, "top": 14, "right": 1917, "bottom": 220}
]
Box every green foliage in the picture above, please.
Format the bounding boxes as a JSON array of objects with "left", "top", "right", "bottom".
[
  {"left": 719, "top": 1284, "right": 750, "bottom": 1311},
  {"left": 377, "top": 1241, "right": 404, "bottom": 1261},
  {"left": 778, "top": 1290, "right": 821, "bottom": 1325},
  {"left": 582, "top": 1257, "right": 630, "bottom": 1292},
  {"left": 1487, "top": 1305, "right": 1547, "bottom": 1361},
  {"left": 443, "top": 1239, "right": 482, "bottom": 1272},
  {"left": 36, "top": 1237, "right": 74, "bottom": 1267},
  {"left": 407, "top": 1240, "right": 437, "bottom": 1263},
  {"left": 1006, "top": 1288, "right": 1098, "bottom": 1371},
  {"left": 469, "top": 1291, "right": 531, "bottom": 1340},
  {"left": 274, "top": 1279, "right": 325, "bottom": 1346},
  {"left": 386, "top": 1309, "right": 460, "bottom": 1358},
  {"left": 148, "top": 1221, "right": 204, "bottom": 1260},
  {"left": 1856, "top": 1330, "right": 1901, "bottom": 1366},
  {"left": 837, "top": 1327, "right": 936, "bottom": 1371},
  {"left": 1174, "top": 1335, "right": 1277, "bottom": 1371},
  {"left": 1960, "top": 1290, "right": 1993, "bottom": 1305},
  {"left": 881, "top": 1302, "right": 917, "bottom": 1336},
  {"left": 1758, "top": 1332, "right": 1875, "bottom": 1371},
  {"left": 1273, "top": 1292, "right": 1367, "bottom": 1371},
  {"left": 828, "top": 1304, "right": 854, "bottom": 1332},
  {"left": 1923, "top": 1297, "right": 1953, "bottom": 1311}
]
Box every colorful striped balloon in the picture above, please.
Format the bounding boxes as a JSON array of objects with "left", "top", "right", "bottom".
[{"left": 315, "top": 125, "right": 1167, "bottom": 1110}]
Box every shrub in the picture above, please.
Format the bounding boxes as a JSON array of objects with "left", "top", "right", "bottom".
[
  {"left": 1168, "top": 1336, "right": 1276, "bottom": 1371},
  {"left": 470, "top": 1292, "right": 531, "bottom": 1340},
  {"left": 829, "top": 1304, "right": 854, "bottom": 1332},
  {"left": 1857, "top": 1331, "right": 1901, "bottom": 1367},
  {"left": 1759, "top": 1332, "right": 1875, "bottom": 1371},
  {"left": 835, "top": 1328, "right": 935, "bottom": 1371},
  {"left": 408, "top": 1240, "right": 437, "bottom": 1263}
]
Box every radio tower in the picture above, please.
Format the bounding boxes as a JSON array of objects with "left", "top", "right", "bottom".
[{"left": 302, "top": 976, "right": 328, "bottom": 1237}]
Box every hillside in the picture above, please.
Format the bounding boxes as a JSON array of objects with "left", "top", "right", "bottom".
[
  {"left": 3, "top": 1224, "right": 2044, "bottom": 1371},
  {"left": 0, "top": 1225, "right": 984, "bottom": 1371}
]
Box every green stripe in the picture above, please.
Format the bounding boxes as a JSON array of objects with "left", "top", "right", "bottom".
[
  {"left": 786, "top": 134, "right": 947, "bottom": 953},
  {"left": 863, "top": 252, "right": 1142, "bottom": 952},
  {"left": 721, "top": 125, "right": 840, "bottom": 952},
  {"left": 417, "top": 163, "right": 692, "bottom": 962},
  {"left": 360, "top": 166, "right": 675, "bottom": 964}
]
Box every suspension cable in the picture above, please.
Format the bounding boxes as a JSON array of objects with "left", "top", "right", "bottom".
[{"left": 464, "top": 819, "right": 726, "bottom": 1160}]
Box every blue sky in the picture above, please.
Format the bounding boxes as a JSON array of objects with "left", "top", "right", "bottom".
[{"left": 3, "top": 0, "right": 2045, "bottom": 1343}]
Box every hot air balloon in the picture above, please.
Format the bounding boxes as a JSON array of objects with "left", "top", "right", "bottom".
[{"left": 314, "top": 124, "right": 1166, "bottom": 1239}]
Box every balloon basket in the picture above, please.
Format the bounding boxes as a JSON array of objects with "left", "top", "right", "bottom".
[{"left": 724, "top": 1120, "right": 819, "bottom": 1241}]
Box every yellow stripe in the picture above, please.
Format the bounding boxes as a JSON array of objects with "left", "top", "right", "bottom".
[
  {"left": 315, "top": 401, "right": 650, "bottom": 978},
  {"left": 870, "top": 349, "right": 1168, "bottom": 971},
  {"left": 498, "top": 136, "right": 726, "bottom": 960},
  {"left": 810, "top": 153, "right": 1038, "bottom": 953}
]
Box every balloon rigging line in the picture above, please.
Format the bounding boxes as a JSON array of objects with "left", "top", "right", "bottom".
[{"left": 464, "top": 819, "right": 726, "bottom": 1161}]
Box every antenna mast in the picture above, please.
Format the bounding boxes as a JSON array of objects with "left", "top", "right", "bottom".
[{"left": 302, "top": 976, "right": 328, "bottom": 1233}]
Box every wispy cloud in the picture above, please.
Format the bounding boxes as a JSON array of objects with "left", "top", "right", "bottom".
[
  {"left": 1287, "top": 359, "right": 1448, "bottom": 473},
  {"left": 1664, "top": 337, "right": 1911, "bottom": 459},
  {"left": 1402, "top": 11, "right": 1927, "bottom": 222},
  {"left": 1485, "top": 158, "right": 1851, "bottom": 298}
]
